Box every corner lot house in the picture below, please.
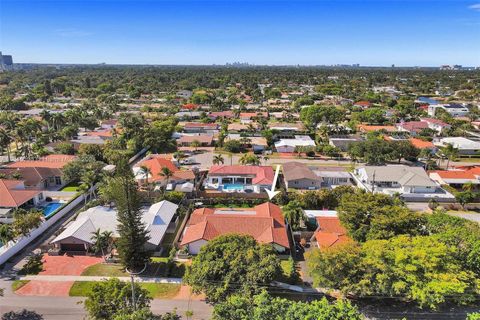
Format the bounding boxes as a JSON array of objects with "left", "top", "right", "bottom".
[
  {"left": 282, "top": 162, "right": 321, "bottom": 190},
  {"left": 307, "top": 211, "right": 351, "bottom": 250},
  {"left": 52, "top": 200, "right": 178, "bottom": 252},
  {"left": 352, "top": 165, "right": 454, "bottom": 200},
  {"left": 204, "top": 165, "right": 274, "bottom": 193},
  {"left": 180, "top": 202, "right": 290, "bottom": 254}
]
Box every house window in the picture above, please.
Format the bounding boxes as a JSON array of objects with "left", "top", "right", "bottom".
[
  {"left": 38, "top": 193, "right": 43, "bottom": 201},
  {"left": 223, "top": 178, "right": 233, "bottom": 184},
  {"left": 211, "top": 178, "right": 218, "bottom": 184},
  {"left": 55, "top": 177, "right": 62, "bottom": 185},
  {"left": 245, "top": 178, "right": 252, "bottom": 184}
]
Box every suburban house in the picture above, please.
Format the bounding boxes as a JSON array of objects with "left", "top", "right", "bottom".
[
  {"left": 275, "top": 136, "right": 316, "bottom": 153},
  {"left": 225, "top": 134, "right": 268, "bottom": 153},
  {"left": 434, "top": 137, "right": 480, "bottom": 155},
  {"left": 0, "top": 167, "right": 65, "bottom": 190},
  {"left": 429, "top": 166, "right": 480, "bottom": 190},
  {"left": 307, "top": 211, "right": 351, "bottom": 250},
  {"left": 352, "top": 165, "right": 454, "bottom": 200},
  {"left": 133, "top": 155, "right": 196, "bottom": 190},
  {"left": 0, "top": 179, "right": 44, "bottom": 222},
  {"left": 328, "top": 136, "right": 362, "bottom": 152},
  {"left": 428, "top": 104, "right": 469, "bottom": 117},
  {"left": 204, "top": 165, "right": 274, "bottom": 193},
  {"left": 51, "top": 200, "right": 178, "bottom": 252},
  {"left": 176, "top": 134, "right": 214, "bottom": 147},
  {"left": 240, "top": 112, "right": 268, "bottom": 123},
  {"left": 419, "top": 118, "right": 451, "bottom": 133},
  {"left": 208, "top": 110, "right": 234, "bottom": 120},
  {"left": 312, "top": 167, "right": 352, "bottom": 188},
  {"left": 227, "top": 122, "right": 259, "bottom": 132},
  {"left": 5, "top": 154, "right": 76, "bottom": 190},
  {"left": 180, "top": 202, "right": 290, "bottom": 254},
  {"left": 183, "top": 122, "right": 219, "bottom": 134},
  {"left": 357, "top": 124, "right": 397, "bottom": 133},
  {"left": 396, "top": 121, "right": 429, "bottom": 135},
  {"left": 282, "top": 162, "right": 321, "bottom": 190},
  {"left": 409, "top": 138, "right": 435, "bottom": 150},
  {"left": 353, "top": 101, "right": 372, "bottom": 109}
]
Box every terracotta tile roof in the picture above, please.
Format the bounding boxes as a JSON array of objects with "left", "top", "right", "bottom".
[
  {"left": 0, "top": 179, "right": 42, "bottom": 208},
  {"left": 357, "top": 124, "right": 397, "bottom": 132},
  {"left": 354, "top": 101, "right": 372, "bottom": 107},
  {"left": 136, "top": 156, "right": 178, "bottom": 183},
  {"left": 313, "top": 216, "right": 351, "bottom": 250},
  {"left": 420, "top": 118, "right": 450, "bottom": 127},
  {"left": 184, "top": 122, "right": 218, "bottom": 129},
  {"left": 240, "top": 112, "right": 268, "bottom": 119},
  {"left": 398, "top": 121, "right": 428, "bottom": 133},
  {"left": 409, "top": 138, "right": 435, "bottom": 149},
  {"left": 208, "top": 165, "right": 274, "bottom": 185},
  {"left": 8, "top": 155, "right": 76, "bottom": 169},
  {"left": 209, "top": 111, "right": 234, "bottom": 119},
  {"left": 0, "top": 167, "right": 62, "bottom": 187},
  {"left": 180, "top": 202, "right": 289, "bottom": 249}
]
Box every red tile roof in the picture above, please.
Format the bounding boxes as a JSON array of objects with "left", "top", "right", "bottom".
[
  {"left": 0, "top": 179, "right": 42, "bottom": 208},
  {"left": 409, "top": 138, "right": 435, "bottom": 149},
  {"left": 420, "top": 118, "right": 450, "bottom": 127},
  {"left": 357, "top": 124, "right": 397, "bottom": 132},
  {"left": 354, "top": 101, "right": 372, "bottom": 107},
  {"left": 184, "top": 122, "right": 218, "bottom": 129},
  {"left": 398, "top": 121, "right": 428, "bottom": 133},
  {"left": 137, "top": 156, "right": 178, "bottom": 183},
  {"left": 313, "top": 217, "right": 351, "bottom": 250},
  {"left": 8, "top": 155, "right": 76, "bottom": 169},
  {"left": 208, "top": 165, "right": 274, "bottom": 185},
  {"left": 180, "top": 202, "right": 289, "bottom": 249}
]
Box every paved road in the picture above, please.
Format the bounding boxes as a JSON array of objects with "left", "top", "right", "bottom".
[{"left": 0, "top": 294, "right": 212, "bottom": 320}]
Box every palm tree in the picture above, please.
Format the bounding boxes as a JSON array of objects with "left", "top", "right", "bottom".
[
  {"left": 0, "top": 128, "right": 12, "bottom": 162},
  {"left": 441, "top": 143, "right": 459, "bottom": 170},
  {"left": 239, "top": 153, "right": 260, "bottom": 166},
  {"left": 213, "top": 154, "right": 224, "bottom": 165},
  {"left": 91, "top": 228, "right": 106, "bottom": 257},
  {"left": 159, "top": 167, "right": 173, "bottom": 196},
  {"left": 79, "top": 183, "right": 90, "bottom": 206},
  {"left": 138, "top": 165, "right": 152, "bottom": 198}
]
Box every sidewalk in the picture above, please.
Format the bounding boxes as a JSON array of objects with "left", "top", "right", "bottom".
[{"left": 19, "top": 275, "right": 182, "bottom": 284}]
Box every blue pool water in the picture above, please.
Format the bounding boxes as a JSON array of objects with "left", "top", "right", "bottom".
[
  {"left": 43, "top": 202, "right": 63, "bottom": 217},
  {"left": 222, "top": 183, "right": 245, "bottom": 191},
  {"left": 418, "top": 97, "right": 439, "bottom": 105}
]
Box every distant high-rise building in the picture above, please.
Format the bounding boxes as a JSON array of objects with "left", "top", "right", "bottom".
[{"left": 0, "top": 52, "right": 14, "bottom": 71}]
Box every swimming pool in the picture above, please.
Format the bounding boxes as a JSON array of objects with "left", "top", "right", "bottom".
[
  {"left": 43, "top": 202, "right": 63, "bottom": 217},
  {"left": 222, "top": 183, "right": 245, "bottom": 191}
]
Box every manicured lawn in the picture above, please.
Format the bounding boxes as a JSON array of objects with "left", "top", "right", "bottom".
[
  {"left": 11, "top": 280, "right": 30, "bottom": 291},
  {"left": 81, "top": 260, "right": 186, "bottom": 278},
  {"left": 69, "top": 281, "right": 180, "bottom": 299},
  {"left": 60, "top": 182, "right": 81, "bottom": 192},
  {"left": 81, "top": 263, "right": 129, "bottom": 277}
]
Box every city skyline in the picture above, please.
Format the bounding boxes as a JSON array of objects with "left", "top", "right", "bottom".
[{"left": 1, "top": 0, "right": 480, "bottom": 66}]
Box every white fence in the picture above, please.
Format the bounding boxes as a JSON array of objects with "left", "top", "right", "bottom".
[{"left": 0, "top": 193, "right": 86, "bottom": 266}]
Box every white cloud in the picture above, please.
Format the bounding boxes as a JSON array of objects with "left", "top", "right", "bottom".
[
  {"left": 55, "top": 28, "right": 93, "bottom": 37},
  {"left": 468, "top": 3, "right": 480, "bottom": 11}
]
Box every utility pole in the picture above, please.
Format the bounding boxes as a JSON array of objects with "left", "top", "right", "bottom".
[{"left": 126, "top": 263, "right": 147, "bottom": 311}]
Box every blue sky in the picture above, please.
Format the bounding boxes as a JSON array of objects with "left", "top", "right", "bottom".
[{"left": 1, "top": 0, "right": 479, "bottom": 66}]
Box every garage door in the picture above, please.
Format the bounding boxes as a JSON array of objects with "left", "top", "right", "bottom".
[{"left": 61, "top": 243, "right": 86, "bottom": 251}]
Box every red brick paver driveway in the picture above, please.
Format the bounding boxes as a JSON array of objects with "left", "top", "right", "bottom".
[
  {"left": 16, "top": 254, "right": 103, "bottom": 297},
  {"left": 16, "top": 280, "right": 74, "bottom": 297},
  {"left": 40, "top": 254, "right": 103, "bottom": 275}
]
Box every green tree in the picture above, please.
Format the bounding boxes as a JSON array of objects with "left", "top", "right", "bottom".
[
  {"left": 12, "top": 209, "right": 43, "bottom": 238},
  {"left": 84, "top": 278, "right": 151, "bottom": 320},
  {"left": 212, "top": 290, "right": 364, "bottom": 320},
  {"left": 239, "top": 153, "right": 260, "bottom": 166},
  {"left": 282, "top": 200, "right": 306, "bottom": 230},
  {"left": 108, "top": 160, "right": 151, "bottom": 271},
  {"left": 0, "top": 224, "right": 15, "bottom": 246},
  {"left": 184, "top": 234, "right": 281, "bottom": 303},
  {"left": 213, "top": 154, "right": 225, "bottom": 165}
]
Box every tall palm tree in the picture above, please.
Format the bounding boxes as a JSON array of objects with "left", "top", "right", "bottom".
[
  {"left": 239, "top": 153, "right": 260, "bottom": 166},
  {"left": 159, "top": 167, "right": 173, "bottom": 196},
  {"left": 262, "top": 155, "right": 270, "bottom": 165},
  {"left": 441, "top": 143, "right": 459, "bottom": 170},
  {"left": 139, "top": 165, "right": 152, "bottom": 198},
  {"left": 213, "top": 154, "right": 224, "bottom": 165},
  {"left": 0, "top": 128, "right": 12, "bottom": 162}
]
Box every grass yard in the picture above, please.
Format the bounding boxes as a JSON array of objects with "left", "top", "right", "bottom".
[
  {"left": 60, "top": 182, "right": 81, "bottom": 192},
  {"left": 81, "top": 260, "right": 186, "bottom": 278},
  {"left": 69, "top": 281, "right": 181, "bottom": 299},
  {"left": 81, "top": 263, "right": 129, "bottom": 277},
  {"left": 11, "top": 280, "right": 30, "bottom": 291},
  {"left": 277, "top": 259, "right": 302, "bottom": 285}
]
